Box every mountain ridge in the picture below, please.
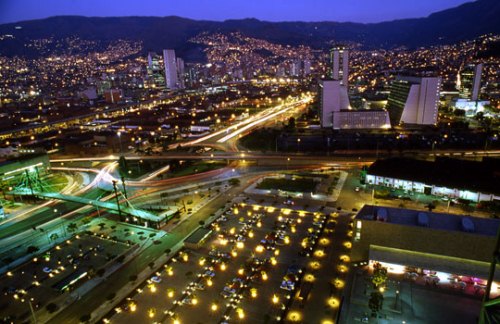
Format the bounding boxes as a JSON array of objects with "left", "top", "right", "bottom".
[{"left": 0, "top": 0, "right": 499, "bottom": 60}]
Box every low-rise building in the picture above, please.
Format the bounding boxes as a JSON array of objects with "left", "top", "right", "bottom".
[
  {"left": 352, "top": 205, "right": 500, "bottom": 281},
  {"left": 366, "top": 157, "right": 500, "bottom": 202}
]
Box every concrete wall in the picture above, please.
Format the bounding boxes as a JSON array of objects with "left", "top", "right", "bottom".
[{"left": 352, "top": 219, "right": 496, "bottom": 264}]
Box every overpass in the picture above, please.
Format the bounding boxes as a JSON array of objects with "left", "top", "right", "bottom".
[
  {"left": 11, "top": 190, "right": 177, "bottom": 227},
  {"left": 50, "top": 149, "right": 500, "bottom": 164}
]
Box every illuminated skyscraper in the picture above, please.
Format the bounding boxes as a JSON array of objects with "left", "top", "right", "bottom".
[
  {"left": 331, "top": 47, "right": 349, "bottom": 86},
  {"left": 147, "top": 52, "right": 165, "bottom": 88},
  {"left": 459, "top": 63, "right": 483, "bottom": 101},
  {"left": 386, "top": 76, "right": 441, "bottom": 126},
  {"left": 163, "top": 49, "right": 179, "bottom": 90}
]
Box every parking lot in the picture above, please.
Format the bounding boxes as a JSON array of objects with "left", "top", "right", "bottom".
[
  {"left": 105, "top": 193, "right": 354, "bottom": 324},
  {"left": 0, "top": 234, "right": 131, "bottom": 323}
]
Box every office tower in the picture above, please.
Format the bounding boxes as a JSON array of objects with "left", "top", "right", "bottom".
[
  {"left": 459, "top": 64, "right": 483, "bottom": 101},
  {"left": 290, "top": 60, "right": 301, "bottom": 77},
  {"left": 176, "top": 57, "right": 185, "bottom": 89},
  {"left": 147, "top": 52, "right": 165, "bottom": 89},
  {"left": 303, "top": 60, "right": 311, "bottom": 76},
  {"left": 163, "top": 49, "right": 179, "bottom": 90},
  {"left": 331, "top": 47, "right": 349, "bottom": 86},
  {"left": 320, "top": 80, "right": 350, "bottom": 128},
  {"left": 386, "top": 76, "right": 441, "bottom": 126}
]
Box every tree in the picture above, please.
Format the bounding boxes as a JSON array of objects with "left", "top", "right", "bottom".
[
  {"left": 67, "top": 223, "right": 78, "bottom": 233},
  {"left": 368, "top": 291, "right": 384, "bottom": 317},
  {"left": 27, "top": 245, "right": 39, "bottom": 254},
  {"left": 372, "top": 262, "right": 388, "bottom": 288},
  {"left": 229, "top": 178, "right": 240, "bottom": 186},
  {"left": 46, "top": 303, "right": 58, "bottom": 313},
  {"left": 199, "top": 220, "right": 205, "bottom": 227}
]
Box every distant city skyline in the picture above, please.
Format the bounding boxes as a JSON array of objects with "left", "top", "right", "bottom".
[{"left": 0, "top": 0, "right": 472, "bottom": 24}]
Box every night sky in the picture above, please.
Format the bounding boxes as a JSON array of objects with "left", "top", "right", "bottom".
[{"left": 0, "top": 0, "right": 472, "bottom": 24}]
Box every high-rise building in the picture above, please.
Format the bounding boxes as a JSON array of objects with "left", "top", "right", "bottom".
[
  {"left": 303, "top": 60, "right": 311, "bottom": 76},
  {"left": 290, "top": 60, "right": 301, "bottom": 77},
  {"left": 176, "top": 57, "right": 185, "bottom": 89},
  {"left": 459, "top": 64, "right": 483, "bottom": 101},
  {"left": 321, "top": 46, "right": 390, "bottom": 130},
  {"left": 386, "top": 76, "right": 441, "bottom": 126},
  {"left": 331, "top": 47, "right": 349, "bottom": 86},
  {"left": 163, "top": 49, "right": 179, "bottom": 90},
  {"left": 320, "top": 80, "right": 350, "bottom": 128},
  {"left": 147, "top": 52, "right": 165, "bottom": 89}
]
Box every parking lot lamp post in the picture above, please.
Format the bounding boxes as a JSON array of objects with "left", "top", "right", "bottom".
[
  {"left": 28, "top": 299, "right": 37, "bottom": 323},
  {"left": 112, "top": 180, "right": 123, "bottom": 221}
]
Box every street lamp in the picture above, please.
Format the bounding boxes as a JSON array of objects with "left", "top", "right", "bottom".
[
  {"left": 117, "top": 131, "right": 124, "bottom": 155},
  {"left": 297, "top": 138, "right": 301, "bottom": 153}
]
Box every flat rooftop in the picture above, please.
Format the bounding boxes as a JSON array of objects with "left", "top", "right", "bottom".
[
  {"left": 356, "top": 205, "right": 500, "bottom": 237},
  {"left": 367, "top": 157, "right": 500, "bottom": 195}
]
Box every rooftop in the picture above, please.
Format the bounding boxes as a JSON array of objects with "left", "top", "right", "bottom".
[
  {"left": 355, "top": 204, "right": 500, "bottom": 237},
  {"left": 367, "top": 157, "right": 500, "bottom": 195}
]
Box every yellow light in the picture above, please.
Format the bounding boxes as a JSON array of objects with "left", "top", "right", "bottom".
[
  {"left": 287, "top": 311, "right": 302, "bottom": 322},
  {"left": 297, "top": 218, "right": 302, "bottom": 224},
  {"left": 238, "top": 268, "right": 245, "bottom": 275},
  {"left": 338, "top": 264, "right": 348, "bottom": 273},
  {"left": 182, "top": 254, "right": 189, "bottom": 262},
  {"left": 167, "top": 267, "right": 174, "bottom": 276},
  {"left": 255, "top": 245, "right": 264, "bottom": 253},
  {"left": 343, "top": 241, "right": 352, "bottom": 249},
  {"left": 129, "top": 302, "right": 137, "bottom": 312},
  {"left": 274, "top": 249, "right": 280, "bottom": 256},
  {"left": 257, "top": 221, "right": 262, "bottom": 228},
  {"left": 149, "top": 284, "right": 157, "bottom": 293},
  {"left": 233, "top": 208, "right": 239, "bottom": 215},
  {"left": 314, "top": 250, "right": 325, "bottom": 258},
  {"left": 320, "top": 238, "right": 330, "bottom": 246},
  {"left": 173, "top": 319, "right": 180, "bottom": 324},
  {"left": 333, "top": 278, "right": 345, "bottom": 289},
  {"left": 192, "top": 297, "right": 198, "bottom": 305},
  {"left": 167, "top": 289, "right": 174, "bottom": 298},
  {"left": 327, "top": 297, "right": 339, "bottom": 308},
  {"left": 248, "top": 231, "right": 254, "bottom": 238},
  {"left": 148, "top": 308, "right": 156, "bottom": 318},
  {"left": 220, "top": 263, "right": 226, "bottom": 271},
  {"left": 211, "top": 303, "right": 218, "bottom": 311},
  {"left": 272, "top": 294, "right": 279, "bottom": 304},
  {"left": 207, "top": 278, "right": 213, "bottom": 286},
  {"left": 271, "top": 257, "right": 277, "bottom": 266},
  {"left": 261, "top": 271, "right": 268, "bottom": 281},
  {"left": 291, "top": 226, "right": 296, "bottom": 233},
  {"left": 379, "top": 287, "right": 385, "bottom": 293},
  {"left": 322, "top": 320, "right": 334, "bottom": 324},
  {"left": 304, "top": 274, "right": 315, "bottom": 282},
  {"left": 284, "top": 236, "right": 290, "bottom": 245},
  {"left": 199, "top": 258, "right": 205, "bottom": 266},
  {"left": 231, "top": 250, "right": 238, "bottom": 257},
  {"left": 339, "top": 255, "right": 350, "bottom": 262},
  {"left": 237, "top": 308, "right": 245, "bottom": 319},
  {"left": 229, "top": 227, "right": 236, "bottom": 235},
  {"left": 250, "top": 288, "right": 257, "bottom": 298},
  {"left": 236, "top": 241, "right": 244, "bottom": 249},
  {"left": 310, "top": 261, "right": 321, "bottom": 270}
]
